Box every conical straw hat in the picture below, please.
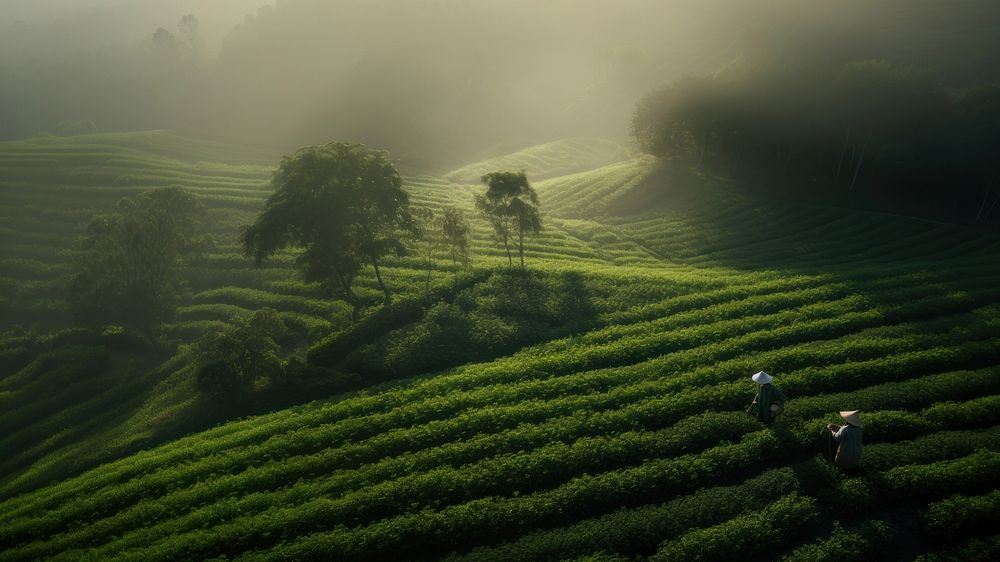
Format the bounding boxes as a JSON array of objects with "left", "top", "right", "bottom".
[
  {"left": 839, "top": 410, "right": 863, "bottom": 427},
  {"left": 751, "top": 371, "right": 773, "bottom": 385}
]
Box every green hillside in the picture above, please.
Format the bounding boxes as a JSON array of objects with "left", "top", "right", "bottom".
[
  {"left": 443, "top": 138, "right": 632, "bottom": 185},
  {"left": 2, "top": 133, "right": 1000, "bottom": 560}
]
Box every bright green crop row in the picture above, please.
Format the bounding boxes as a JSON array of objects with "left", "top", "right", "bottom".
[
  {"left": 650, "top": 493, "right": 820, "bottom": 562},
  {"left": 651, "top": 438, "right": 1000, "bottom": 562},
  {"left": 190, "top": 287, "right": 348, "bottom": 317},
  {"left": 779, "top": 519, "right": 894, "bottom": 561},
  {"left": 545, "top": 266, "right": 993, "bottom": 353},
  {"left": 219, "top": 432, "right": 781, "bottom": 562},
  {"left": 4, "top": 301, "right": 995, "bottom": 530},
  {"left": 3, "top": 300, "right": 992, "bottom": 520},
  {"left": 445, "top": 391, "right": 1000, "bottom": 562},
  {"left": 10, "top": 361, "right": 997, "bottom": 558},
  {"left": 864, "top": 426, "right": 1000, "bottom": 472},
  {"left": 150, "top": 424, "right": 992, "bottom": 558},
  {"left": 924, "top": 490, "right": 1000, "bottom": 540},
  {"left": 408, "top": 288, "right": 998, "bottom": 406},
  {"left": 0, "top": 411, "right": 753, "bottom": 558},
  {"left": 67, "top": 415, "right": 758, "bottom": 562},
  {"left": 831, "top": 446, "right": 1000, "bottom": 515},
  {"left": 447, "top": 467, "right": 802, "bottom": 562},
  {"left": 883, "top": 450, "right": 1000, "bottom": 499}
]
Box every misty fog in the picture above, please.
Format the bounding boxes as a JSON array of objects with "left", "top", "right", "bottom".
[{"left": 2, "top": 0, "right": 999, "bottom": 170}]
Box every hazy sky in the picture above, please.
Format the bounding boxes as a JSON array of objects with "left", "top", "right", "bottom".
[
  {"left": 2, "top": 0, "right": 998, "bottom": 168},
  {"left": 1, "top": 0, "right": 272, "bottom": 53}
]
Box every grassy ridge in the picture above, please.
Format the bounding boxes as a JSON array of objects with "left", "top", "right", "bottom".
[
  {"left": 1, "top": 132, "right": 999, "bottom": 560},
  {"left": 443, "top": 138, "right": 631, "bottom": 185}
]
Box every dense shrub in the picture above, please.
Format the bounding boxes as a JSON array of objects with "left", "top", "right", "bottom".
[
  {"left": 192, "top": 309, "right": 288, "bottom": 400},
  {"left": 779, "top": 519, "right": 894, "bottom": 561},
  {"left": 924, "top": 490, "right": 1000, "bottom": 540},
  {"left": 447, "top": 467, "right": 802, "bottom": 561},
  {"left": 334, "top": 269, "right": 597, "bottom": 378},
  {"left": 880, "top": 450, "right": 1000, "bottom": 500},
  {"left": 307, "top": 267, "right": 490, "bottom": 366},
  {"left": 650, "top": 493, "right": 820, "bottom": 562}
]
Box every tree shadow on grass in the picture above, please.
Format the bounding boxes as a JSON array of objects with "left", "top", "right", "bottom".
[{"left": 311, "top": 267, "right": 598, "bottom": 382}]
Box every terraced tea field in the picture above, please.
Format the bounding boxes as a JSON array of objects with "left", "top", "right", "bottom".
[{"left": 2, "top": 132, "right": 999, "bottom": 560}]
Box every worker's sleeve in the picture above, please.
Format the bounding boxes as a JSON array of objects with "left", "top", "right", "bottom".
[{"left": 833, "top": 426, "right": 846, "bottom": 442}]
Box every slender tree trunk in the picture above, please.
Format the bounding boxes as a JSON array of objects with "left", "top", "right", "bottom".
[
  {"left": 518, "top": 229, "right": 525, "bottom": 270},
  {"left": 371, "top": 256, "right": 391, "bottom": 304},
  {"left": 503, "top": 234, "right": 512, "bottom": 269},
  {"left": 849, "top": 134, "right": 870, "bottom": 192},
  {"left": 336, "top": 273, "right": 361, "bottom": 322}
]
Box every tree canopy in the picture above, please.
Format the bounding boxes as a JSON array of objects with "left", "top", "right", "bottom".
[
  {"left": 475, "top": 171, "right": 541, "bottom": 269},
  {"left": 241, "top": 142, "right": 417, "bottom": 319},
  {"left": 631, "top": 59, "right": 1000, "bottom": 224},
  {"left": 193, "top": 308, "right": 288, "bottom": 401},
  {"left": 67, "top": 186, "right": 205, "bottom": 333}
]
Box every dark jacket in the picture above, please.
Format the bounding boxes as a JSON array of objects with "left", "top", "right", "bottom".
[{"left": 749, "top": 384, "right": 787, "bottom": 424}]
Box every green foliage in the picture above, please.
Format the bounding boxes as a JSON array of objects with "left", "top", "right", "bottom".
[
  {"left": 650, "top": 493, "right": 820, "bottom": 562},
  {"left": 881, "top": 450, "right": 1000, "bottom": 500},
  {"left": 779, "top": 519, "right": 894, "bottom": 561},
  {"left": 344, "top": 269, "right": 596, "bottom": 378},
  {"left": 449, "top": 467, "right": 801, "bottom": 561},
  {"left": 924, "top": 491, "right": 1000, "bottom": 540},
  {"left": 306, "top": 267, "right": 491, "bottom": 368},
  {"left": 444, "top": 138, "right": 630, "bottom": 185},
  {"left": 440, "top": 206, "right": 471, "bottom": 267},
  {"left": 475, "top": 171, "right": 541, "bottom": 269},
  {"left": 192, "top": 309, "right": 288, "bottom": 400},
  {"left": 5, "top": 132, "right": 1000, "bottom": 561},
  {"left": 67, "top": 187, "right": 206, "bottom": 333},
  {"left": 241, "top": 142, "right": 417, "bottom": 314}
]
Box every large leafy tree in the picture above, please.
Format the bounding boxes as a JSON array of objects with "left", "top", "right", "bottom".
[
  {"left": 67, "top": 187, "right": 205, "bottom": 333},
  {"left": 475, "top": 171, "right": 541, "bottom": 269},
  {"left": 242, "top": 142, "right": 416, "bottom": 319}
]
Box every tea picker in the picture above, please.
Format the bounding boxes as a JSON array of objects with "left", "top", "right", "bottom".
[{"left": 745, "top": 371, "right": 787, "bottom": 426}]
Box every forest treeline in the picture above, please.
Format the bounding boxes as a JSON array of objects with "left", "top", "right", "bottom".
[{"left": 632, "top": 60, "right": 1000, "bottom": 225}]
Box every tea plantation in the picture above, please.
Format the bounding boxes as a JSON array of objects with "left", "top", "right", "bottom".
[{"left": 1, "top": 132, "right": 999, "bottom": 560}]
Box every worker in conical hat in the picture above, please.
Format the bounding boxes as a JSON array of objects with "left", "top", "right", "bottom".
[
  {"left": 824, "top": 410, "right": 864, "bottom": 469},
  {"left": 745, "top": 371, "right": 787, "bottom": 426}
]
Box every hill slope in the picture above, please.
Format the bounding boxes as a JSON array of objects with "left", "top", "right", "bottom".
[
  {"left": 443, "top": 138, "right": 632, "bottom": 185},
  {"left": 2, "top": 133, "right": 1000, "bottom": 561}
]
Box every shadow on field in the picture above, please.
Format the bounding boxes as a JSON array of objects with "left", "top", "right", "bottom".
[
  {"left": 598, "top": 161, "right": 1000, "bottom": 274},
  {"left": 601, "top": 160, "right": 710, "bottom": 218},
  {"left": 308, "top": 268, "right": 598, "bottom": 382}
]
